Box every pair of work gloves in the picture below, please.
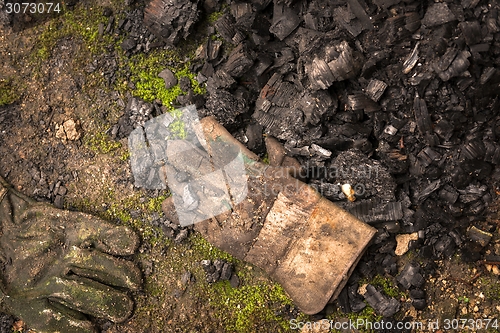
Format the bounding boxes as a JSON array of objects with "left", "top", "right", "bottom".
[{"left": 0, "top": 176, "right": 141, "bottom": 332}]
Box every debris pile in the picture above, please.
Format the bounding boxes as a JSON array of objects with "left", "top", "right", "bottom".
[{"left": 131, "top": 0, "right": 500, "bottom": 318}]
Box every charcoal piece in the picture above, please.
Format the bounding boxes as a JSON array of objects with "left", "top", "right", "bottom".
[
  {"left": 308, "top": 58, "right": 335, "bottom": 90},
  {"left": 381, "top": 255, "right": 397, "bottom": 275},
  {"left": 220, "top": 262, "right": 233, "bottom": 280},
  {"left": 462, "top": 160, "right": 492, "bottom": 180},
  {"left": 206, "top": 39, "right": 222, "bottom": 61},
  {"left": 327, "top": 41, "right": 363, "bottom": 81},
  {"left": 365, "top": 79, "right": 387, "bottom": 102},
  {"left": 252, "top": 54, "right": 273, "bottom": 76},
  {"left": 201, "top": 260, "right": 214, "bottom": 273},
  {"left": 347, "top": 0, "right": 373, "bottom": 31},
  {"left": 363, "top": 284, "right": 400, "bottom": 317},
  {"left": 405, "top": 12, "right": 421, "bottom": 32},
  {"left": 331, "top": 149, "right": 396, "bottom": 202},
  {"left": 214, "top": 14, "right": 245, "bottom": 44},
  {"left": 372, "top": 0, "right": 400, "bottom": 9},
  {"left": 334, "top": 6, "right": 364, "bottom": 37},
  {"left": 121, "top": 37, "right": 136, "bottom": 51},
  {"left": 230, "top": 2, "right": 255, "bottom": 28},
  {"left": 461, "top": 140, "right": 485, "bottom": 160},
  {"left": 397, "top": 263, "right": 424, "bottom": 290},
  {"left": 223, "top": 43, "right": 255, "bottom": 77},
  {"left": 348, "top": 284, "right": 366, "bottom": 312},
  {"left": 412, "top": 298, "right": 426, "bottom": 310},
  {"left": 467, "top": 226, "right": 492, "bottom": 247},
  {"left": 417, "top": 147, "right": 441, "bottom": 167},
  {"left": 245, "top": 123, "right": 263, "bottom": 151},
  {"left": 448, "top": 229, "right": 463, "bottom": 246},
  {"left": 349, "top": 200, "right": 403, "bottom": 224},
  {"left": 433, "top": 119, "right": 454, "bottom": 140},
  {"left": 437, "top": 51, "right": 471, "bottom": 82},
  {"left": 484, "top": 142, "right": 500, "bottom": 164},
  {"left": 203, "top": 89, "right": 248, "bottom": 128},
  {"left": 144, "top": 0, "right": 199, "bottom": 45},
  {"left": 439, "top": 185, "right": 459, "bottom": 204},
  {"left": 434, "top": 235, "right": 455, "bottom": 258},
  {"left": 253, "top": 73, "right": 307, "bottom": 140},
  {"left": 383, "top": 125, "right": 397, "bottom": 136},
  {"left": 458, "top": 21, "right": 482, "bottom": 46},
  {"left": 421, "top": 2, "right": 456, "bottom": 27},
  {"left": 402, "top": 42, "right": 419, "bottom": 74},
  {"left": 347, "top": 93, "right": 380, "bottom": 112},
  {"left": 413, "top": 95, "right": 438, "bottom": 146},
  {"left": 269, "top": 4, "right": 301, "bottom": 41},
  {"left": 337, "top": 287, "right": 351, "bottom": 313},
  {"left": 480, "top": 67, "right": 496, "bottom": 85},
  {"left": 158, "top": 68, "right": 177, "bottom": 89},
  {"left": 300, "top": 90, "right": 336, "bottom": 125},
  {"left": 451, "top": 165, "right": 472, "bottom": 189}
]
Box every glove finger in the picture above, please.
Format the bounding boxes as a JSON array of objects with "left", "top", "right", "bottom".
[
  {"left": 64, "top": 247, "right": 142, "bottom": 291},
  {"left": 60, "top": 209, "right": 139, "bottom": 256},
  {"left": 44, "top": 276, "right": 135, "bottom": 323},
  {"left": 5, "top": 299, "right": 96, "bottom": 333}
]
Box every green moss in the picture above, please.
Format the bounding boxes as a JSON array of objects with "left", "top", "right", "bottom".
[
  {"left": 368, "top": 275, "right": 402, "bottom": 298},
  {"left": 85, "top": 132, "right": 122, "bottom": 154},
  {"left": 347, "top": 306, "right": 383, "bottom": 332},
  {"left": 33, "top": 3, "right": 115, "bottom": 61},
  {"left": 207, "top": 280, "right": 293, "bottom": 332},
  {"left": 481, "top": 276, "right": 500, "bottom": 301},
  {"left": 119, "top": 51, "right": 205, "bottom": 111},
  {"left": 0, "top": 79, "right": 19, "bottom": 106},
  {"left": 147, "top": 195, "right": 169, "bottom": 213},
  {"left": 189, "top": 233, "right": 237, "bottom": 263}
]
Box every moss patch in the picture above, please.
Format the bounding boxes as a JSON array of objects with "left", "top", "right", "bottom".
[
  {"left": 0, "top": 79, "right": 19, "bottom": 106},
  {"left": 85, "top": 132, "right": 122, "bottom": 154},
  {"left": 117, "top": 50, "right": 205, "bottom": 111},
  {"left": 206, "top": 280, "right": 293, "bottom": 332}
]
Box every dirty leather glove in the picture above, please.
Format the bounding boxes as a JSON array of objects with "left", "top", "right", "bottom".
[
  {"left": 0, "top": 176, "right": 142, "bottom": 333},
  {"left": 162, "top": 116, "right": 376, "bottom": 314}
]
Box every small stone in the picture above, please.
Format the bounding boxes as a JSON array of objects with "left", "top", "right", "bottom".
[
  {"left": 174, "top": 228, "right": 188, "bottom": 243},
  {"left": 220, "top": 262, "right": 233, "bottom": 280},
  {"left": 54, "top": 195, "right": 64, "bottom": 209},
  {"left": 230, "top": 274, "right": 240, "bottom": 288},
  {"left": 395, "top": 233, "right": 419, "bottom": 256},
  {"left": 158, "top": 68, "right": 177, "bottom": 89},
  {"left": 121, "top": 37, "right": 137, "bottom": 51},
  {"left": 181, "top": 271, "right": 192, "bottom": 285}
]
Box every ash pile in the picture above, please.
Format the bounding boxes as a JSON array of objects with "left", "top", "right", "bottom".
[{"left": 142, "top": 0, "right": 500, "bottom": 319}]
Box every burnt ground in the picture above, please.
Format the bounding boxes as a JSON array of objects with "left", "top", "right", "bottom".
[{"left": 1, "top": 0, "right": 500, "bottom": 332}]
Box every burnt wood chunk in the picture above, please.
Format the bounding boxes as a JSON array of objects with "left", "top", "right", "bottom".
[
  {"left": 458, "top": 21, "right": 482, "bottom": 46},
  {"left": 421, "top": 2, "right": 456, "bottom": 27},
  {"left": 223, "top": 43, "right": 256, "bottom": 77},
  {"left": 413, "top": 95, "right": 438, "bottom": 146},
  {"left": 347, "top": 0, "right": 373, "bottom": 31},
  {"left": 365, "top": 80, "right": 387, "bottom": 102},
  {"left": 230, "top": 2, "right": 256, "bottom": 28},
  {"left": 269, "top": 3, "right": 301, "bottom": 40},
  {"left": 215, "top": 14, "right": 245, "bottom": 44},
  {"left": 144, "top": 0, "right": 199, "bottom": 45},
  {"left": 306, "top": 41, "right": 363, "bottom": 90}
]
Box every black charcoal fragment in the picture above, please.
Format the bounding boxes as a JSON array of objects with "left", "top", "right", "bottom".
[
  {"left": 365, "top": 79, "right": 387, "bottom": 102},
  {"left": 269, "top": 3, "right": 301, "bottom": 40},
  {"left": 397, "top": 263, "right": 424, "bottom": 290},
  {"left": 363, "top": 284, "right": 400, "bottom": 317},
  {"left": 158, "top": 68, "right": 177, "bottom": 89},
  {"left": 144, "top": 0, "right": 199, "bottom": 45},
  {"left": 467, "top": 226, "right": 492, "bottom": 247},
  {"left": 422, "top": 3, "right": 456, "bottom": 27}
]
